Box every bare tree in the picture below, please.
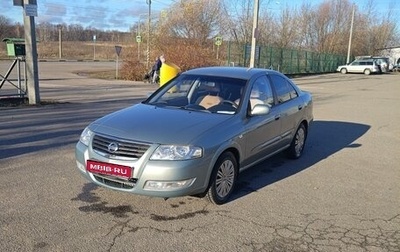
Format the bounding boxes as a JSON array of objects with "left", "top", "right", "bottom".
[
  {"left": 0, "top": 15, "right": 13, "bottom": 39},
  {"left": 13, "top": 23, "right": 24, "bottom": 38},
  {"left": 354, "top": 0, "right": 397, "bottom": 55},
  {"left": 161, "top": 0, "right": 222, "bottom": 44},
  {"left": 221, "top": 0, "right": 253, "bottom": 45},
  {"left": 272, "top": 6, "right": 300, "bottom": 48},
  {"left": 37, "top": 22, "right": 55, "bottom": 42},
  {"left": 292, "top": 0, "right": 357, "bottom": 55},
  {"left": 296, "top": 3, "right": 314, "bottom": 50}
]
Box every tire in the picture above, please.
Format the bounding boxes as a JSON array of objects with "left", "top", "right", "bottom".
[
  {"left": 340, "top": 68, "right": 347, "bottom": 74},
  {"left": 364, "top": 69, "right": 371, "bottom": 75},
  {"left": 206, "top": 152, "right": 238, "bottom": 205},
  {"left": 287, "top": 123, "right": 307, "bottom": 159}
]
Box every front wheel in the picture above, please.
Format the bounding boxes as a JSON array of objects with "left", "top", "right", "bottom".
[
  {"left": 287, "top": 124, "right": 307, "bottom": 159},
  {"left": 364, "top": 69, "right": 371, "bottom": 75},
  {"left": 206, "top": 152, "right": 238, "bottom": 205},
  {"left": 340, "top": 68, "right": 347, "bottom": 74}
]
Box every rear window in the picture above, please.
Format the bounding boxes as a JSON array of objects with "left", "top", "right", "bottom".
[
  {"left": 269, "top": 74, "right": 298, "bottom": 104},
  {"left": 360, "top": 61, "right": 373, "bottom": 65}
]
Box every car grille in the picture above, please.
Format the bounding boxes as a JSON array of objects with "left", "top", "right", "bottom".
[
  {"left": 93, "top": 174, "right": 136, "bottom": 189},
  {"left": 92, "top": 134, "right": 151, "bottom": 159}
]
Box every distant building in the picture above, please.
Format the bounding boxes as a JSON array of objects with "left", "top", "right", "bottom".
[{"left": 378, "top": 46, "right": 400, "bottom": 65}]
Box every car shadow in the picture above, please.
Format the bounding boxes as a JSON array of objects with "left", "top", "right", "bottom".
[{"left": 230, "top": 120, "right": 370, "bottom": 202}]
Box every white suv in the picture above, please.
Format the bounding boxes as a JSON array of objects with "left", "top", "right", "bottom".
[{"left": 337, "top": 59, "right": 380, "bottom": 75}]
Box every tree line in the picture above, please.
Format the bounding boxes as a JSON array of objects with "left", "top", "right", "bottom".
[
  {"left": 154, "top": 0, "right": 398, "bottom": 56},
  {"left": 1, "top": 0, "right": 399, "bottom": 78},
  {"left": 0, "top": 16, "right": 132, "bottom": 43}
]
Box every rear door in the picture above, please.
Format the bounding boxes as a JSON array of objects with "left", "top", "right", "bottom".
[{"left": 268, "top": 73, "right": 304, "bottom": 147}]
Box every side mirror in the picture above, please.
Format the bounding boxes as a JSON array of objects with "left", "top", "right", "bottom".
[{"left": 250, "top": 104, "right": 270, "bottom": 116}]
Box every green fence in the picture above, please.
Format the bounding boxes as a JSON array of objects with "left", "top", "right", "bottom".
[{"left": 226, "top": 43, "right": 347, "bottom": 75}]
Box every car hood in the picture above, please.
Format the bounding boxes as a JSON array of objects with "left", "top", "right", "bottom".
[{"left": 90, "top": 103, "right": 233, "bottom": 144}]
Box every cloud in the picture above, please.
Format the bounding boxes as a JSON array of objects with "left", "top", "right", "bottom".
[
  {"left": 44, "top": 3, "right": 67, "bottom": 17},
  {"left": 36, "top": 2, "right": 67, "bottom": 24},
  {"left": 1, "top": 0, "right": 174, "bottom": 31}
]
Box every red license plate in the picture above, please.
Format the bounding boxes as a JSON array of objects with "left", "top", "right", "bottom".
[{"left": 86, "top": 160, "right": 132, "bottom": 179}]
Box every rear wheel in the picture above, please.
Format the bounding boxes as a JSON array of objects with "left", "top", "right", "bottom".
[
  {"left": 364, "top": 69, "right": 371, "bottom": 75},
  {"left": 206, "top": 152, "right": 238, "bottom": 205},
  {"left": 287, "top": 124, "right": 307, "bottom": 159},
  {"left": 340, "top": 68, "right": 347, "bottom": 74}
]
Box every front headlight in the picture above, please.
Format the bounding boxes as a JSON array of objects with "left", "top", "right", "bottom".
[
  {"left": 150, "top": 145, "right": 202, "bottom": 160},
  {"left": 79, "top": 127, "right": 93, "bottom": 146}
]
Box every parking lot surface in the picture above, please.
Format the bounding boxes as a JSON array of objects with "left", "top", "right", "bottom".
[{"left": 1, "top": 61, "right": 399, "bottom": 251}]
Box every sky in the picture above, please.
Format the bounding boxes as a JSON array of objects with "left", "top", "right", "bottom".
[
  {"left": 1, "top": 0, "right": 175, "bottom": 31},
  {"left": 1, "top": 0, "right": 398, "bottom": 32}
]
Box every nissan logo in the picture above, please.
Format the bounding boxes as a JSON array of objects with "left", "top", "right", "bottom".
[{"left": 107, "top": 142, "right": 119, "bottom": 153}]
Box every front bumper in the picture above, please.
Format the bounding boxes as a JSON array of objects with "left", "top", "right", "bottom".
[{"left": 75, "top": 141, "right": 212, "bottom": 198}]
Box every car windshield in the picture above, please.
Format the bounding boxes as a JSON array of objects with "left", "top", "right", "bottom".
[{"left": 145, "top": 74, "right": 247, "bottom": 114}]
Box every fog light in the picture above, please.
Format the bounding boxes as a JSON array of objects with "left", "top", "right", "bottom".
[{"left": 144, "top": 178, "right": 195, "bottom": 191}]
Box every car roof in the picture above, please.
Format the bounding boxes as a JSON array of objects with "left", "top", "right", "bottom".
[
  {"left": 358, "top": 56, "right": 388, "bottom": 59},
  {"left": 182, "top": 66, "right": 280, "bottom": 80},
  {"left": 355, "top": 59, "right": 374, "bottom": 61}
]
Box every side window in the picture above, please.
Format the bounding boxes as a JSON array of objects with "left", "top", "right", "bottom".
[
  {"left": 270, "top": 74, "right": 298, "bottom": 104},
  {"left": 250, "top": 76, "right": 274, "bottom": 108},
  {"left": 289, "top": 83, "right": 299, "bottom": 99}
]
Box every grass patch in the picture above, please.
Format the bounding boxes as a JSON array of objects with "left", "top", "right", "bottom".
[
  {"left": 75, "top": 70, "right": 117, "bottom": 80},
  {"left": 86, "top": 70, "right": 117, "bottom": 80}
]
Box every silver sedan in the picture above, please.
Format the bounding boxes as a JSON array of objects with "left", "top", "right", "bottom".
[{"left": 75, "top": 66, "right": 313, "bottom": 204}]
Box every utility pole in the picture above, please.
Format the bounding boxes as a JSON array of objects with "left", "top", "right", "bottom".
[
  {"left": 137, "top": 18, "right": 141, "bottom": 61},
  {"left": 249, "top": 0, "right": 259, "bottom": 68},
  {"left": 93, "top": 35, "right": 96, "bottom": 60},
  {"left": 22, "top": 0, "right": 40, "bottom": 104},
  {"left": 58, "top": 24, "right": 63, "bottom": 59},
  {"left": 346, "top": 4, "right": 355, "bottom": 64},
  {"left": 146, "top": 0, "right": 151, "bottom": 69}
]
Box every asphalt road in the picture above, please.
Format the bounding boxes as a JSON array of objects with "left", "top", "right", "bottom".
[{"left": 1, "top": 61, "right": 399, "bottom": 252}]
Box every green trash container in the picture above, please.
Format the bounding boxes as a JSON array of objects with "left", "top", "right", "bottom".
[{"left": 2, "top": 38, "right": 26, "bottom": 57}]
